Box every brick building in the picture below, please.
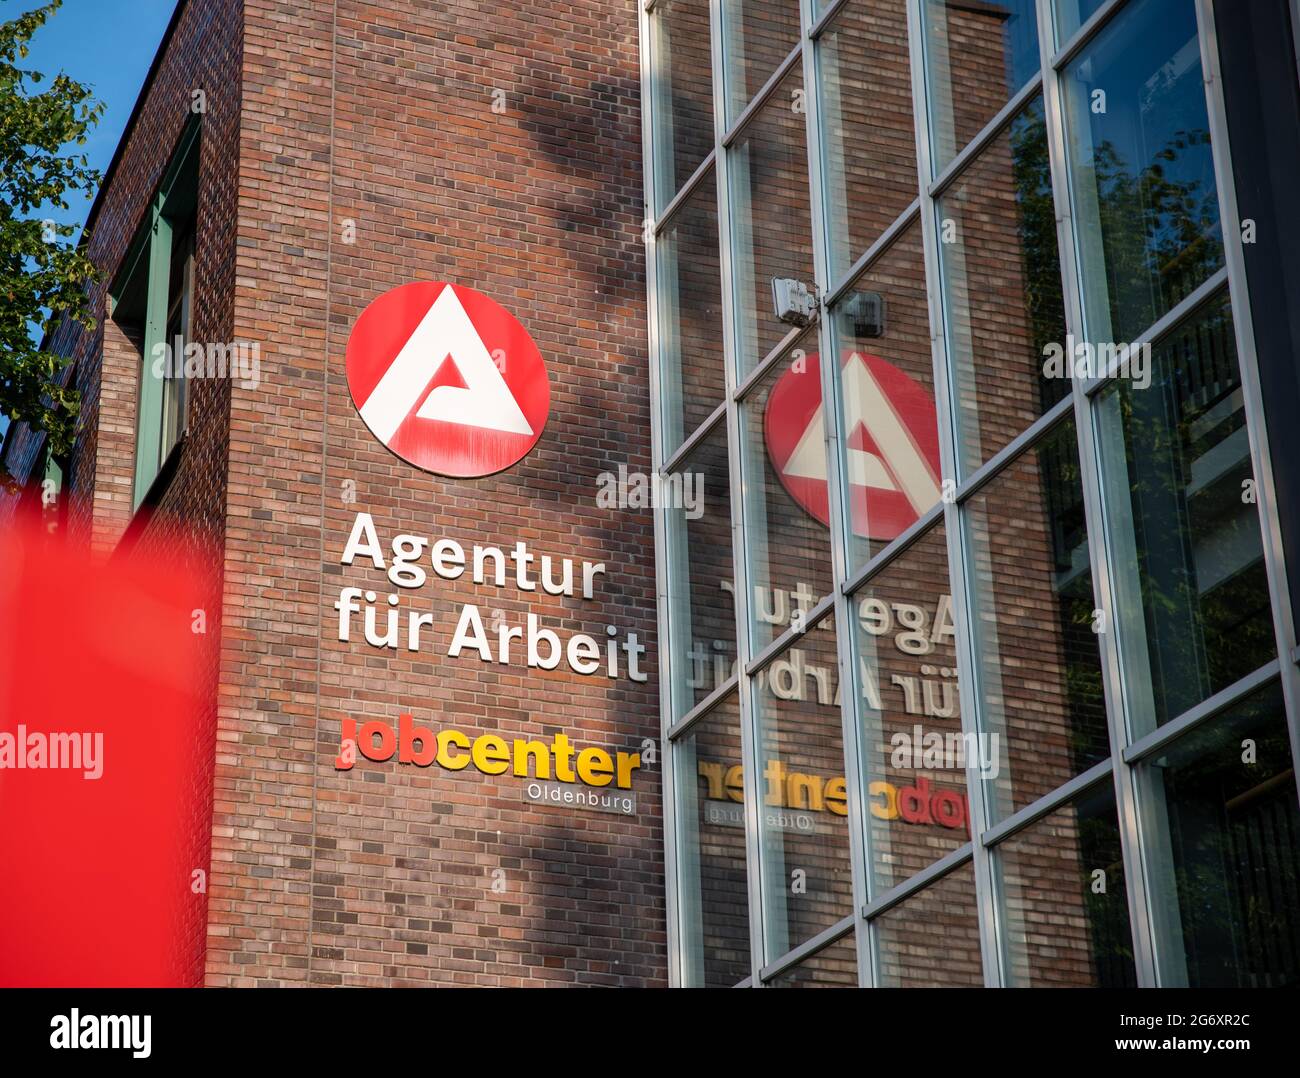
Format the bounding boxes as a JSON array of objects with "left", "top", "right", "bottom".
[
  {"left": 3, "top": 0, "right": 1300, "bottom": 990},
  {"left": 4, "top": 0, "right": 661, "bottom": 988}
]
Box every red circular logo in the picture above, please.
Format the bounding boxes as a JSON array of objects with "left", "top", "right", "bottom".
[
  {"left": 345, "top": 282, "right": 550, "bottom": 477},
  {"left": 764, "top": 351, "right": 942, "bottom": 542}
]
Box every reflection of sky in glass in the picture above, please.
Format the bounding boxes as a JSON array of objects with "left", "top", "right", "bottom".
[
  {"left": 1054, "top": 0, "right": 1109, "bottom": 44},
  {"left": 1064, "top": 0, "right": 1222, "bottom": 343},
  {"left": 1000, "top": 0, "right": 1044, "bottom": 96},
  {"left": 928, "top": 0, "right": 1042, "bottom": 108},
  {"left": 1070, "top": 0, "right": 1218, "bottom": 254}
]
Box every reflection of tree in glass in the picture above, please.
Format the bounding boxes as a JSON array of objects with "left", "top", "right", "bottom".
[
  {"left": 1079, "top": 813, "right": 1137, "bottom": 987},
  {"left": 1008, "top": 108, "right": 1067, "bottom": 417},
  {"left": 1015, "top": 113, "right": 1262, "bottom": 725},
  {"left": 1163, "top": 718, "right": 1300, "bottom": 987},
  {"left": 1039, "top": 426, "right": 1110, "bottom": 773},
  {"left": 1086, "top": 129, "right": 1223, "bottom": 340},
  {"left": 1106, "top": 297, "right": 1273, "bottom": 722}
]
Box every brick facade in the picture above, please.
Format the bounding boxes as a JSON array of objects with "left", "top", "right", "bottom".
[
  {"left": 221, "top": 0, "right": 660, "bottom": 987},
  {"left": 1, "top": 0, "right": 1139, "bottom": 990},
  {"left": 4, "top": 0, "right": 663, "bottom": 988}
]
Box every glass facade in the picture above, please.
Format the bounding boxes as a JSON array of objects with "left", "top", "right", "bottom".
[{"left": 642, "top": 0, "right": 1300, "bottom": 987}]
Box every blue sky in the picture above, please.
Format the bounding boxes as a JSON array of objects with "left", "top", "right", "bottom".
[
  {"left": 4, "top": 0, "right": 176, "bottom": 444},
  {"left": 11, "top": 0, "right": 178, "bottom": 235}
]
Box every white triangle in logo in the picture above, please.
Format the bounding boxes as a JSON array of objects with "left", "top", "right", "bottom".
[
  {"left": 782, "top": 353, "right": 938, "bottom": 511},
  {"left": 359, "top": 286, "right": 534, "bottom": 443},
  {"left": 784, "top": 402, "right": 895, "bottom": 490}
]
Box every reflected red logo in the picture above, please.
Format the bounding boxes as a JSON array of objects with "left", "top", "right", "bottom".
[
  {"left": 764, "top": 351, "right": 942, "bottom": 541},
  {"left": 345, "top": 282, "right": 550, "bottom": 477}
]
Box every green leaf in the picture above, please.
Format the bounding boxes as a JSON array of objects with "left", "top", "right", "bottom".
[{"left": 0, "top": 0, "right": 100, "bottom": 462}]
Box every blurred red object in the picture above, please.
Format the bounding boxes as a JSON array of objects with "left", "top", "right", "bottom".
[{"left": 0, "top": 508, "right": 216, "bottom": 986}]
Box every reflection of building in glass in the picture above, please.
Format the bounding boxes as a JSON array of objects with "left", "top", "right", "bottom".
[
  {"left": 2, "top": 0, "right": 1295, "bottom": 994},
  {"left": 646, "top": 0, "right": 1300, "bottom": 988}
]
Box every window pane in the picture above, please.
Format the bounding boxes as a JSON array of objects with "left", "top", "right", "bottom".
[
  {"left": 729, "top": 68, "right": 814, "bottom": 376},
  {"left": 755, "top": 621, "right": 854, "bottom": 955},
  {"left": 161, "top": 229, "right": 194, "bottom": 460},
  {"left": 829, "top": 221, "right": 943, "bottom": 574},
  {"left": 998, "top": 783, "right": 1138, "bottom": 986},
  {"left": 875, "top": 861, "right": 983, "bottom": 986},
  {"left": 721, "top": 0, "right": 801, "bottom": 124},
  {"left": 658, "top": 176, "right": 725, "bottom": 456},
  {"left": 1095, "top": 293, "right": 1273, "bottom": 735},
  {"left": 770, "top": 931, "right": 858, "bottom": 987},
  {"left": 652, "top": 0, "right": 716, "bottom": 208},
  {"left": 1061, "top": 0, "right": 1222, "bottom": 344},
  {"left": 851, "top": 523, "right": 969, "bottom": 892},
  {"left": 965, "top": 419, "right": 1109, "bottom": 821},
  {"left": 938, "top": 95, "right": 1069, "bottom": 476},
  {"left": 740, "top": 327, "right": 834, "bottom": 652},
  {"left": 665, "top": 423, "right": 737, "bottom": 718},
  {"left": 1140, "top": 680, "right": 1300, "bottom": 988},
  {"left": 676, "top": 694, "right": 752, "bottom": 987},
  {"left": 922, "top": 0, "right": 1041, "bottom": 174},
  {"left": 1053, "top": 0, "right": 1109, "bottom": 47},
  {"left": 818, "top": 0, "right": 917, "bottom": 283}
]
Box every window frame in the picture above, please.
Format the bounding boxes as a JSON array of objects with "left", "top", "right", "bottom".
[{"left": 110, "top": 117, "right": 201, "bottom": 511}]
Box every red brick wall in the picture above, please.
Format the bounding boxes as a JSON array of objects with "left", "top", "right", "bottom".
[
  {"left": 2, "top": 0, "right": 659, "bottom": 989},
  {"left": 210, "top": 0, "right": 661, "bottom": 986}
]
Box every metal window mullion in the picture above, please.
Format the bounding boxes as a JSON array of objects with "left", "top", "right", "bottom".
[
  {"left": 734, "top": 321, "right": 815, "bottom": 405},
  {"left": 666, "top": 673, "right": 741, "bottom": 742},
  {"left": 927, "top": 72, "right": 1044, "bottom": 200},
  {"left": 660, "top": 399, "right": 727, "bottom": 476},
  {"left": 1194, "top": 0, "right": 1300, "bottom": 809},
  {"left": 1034, "top": 0, "right": 1160, "bottom": 987},
  {"left": 1079, "top": 266, "right": 1229, "bottom": 398},
  {"left": 158, "top": 117, "right": 201, "bottom": 214},
  {"left": 1122, "top": 659, "right": 1282, "bottom": 767},
  {"left": 802, "top": 0, "right": 873, "bottom": 989},
  {"left": 862, "top": 842, "right": 974, "bottom": 919},
  {"left": 840, "top": 499, "right": 944, "bottom": 596},
  {"left": 808, "top": 0, "right": 851, "bottom": 41},
  {"left": 709, "top": 0, "right": 767, "bottom": 988},
  {"left": 1048, "top": 0, "right": 1132, "bottom": 71},
  {"left": 823, "top": 199, "right": 920, "bottom": 312},
  {"left": 720, "top": 40, "right": 804, "bottom": 149},
  {"left": 636, "top": 0, "right": 687, "bottom": 989},
  {"left": 980, "top": 759, "right": 1114, "bottom": 848},
  {"left": 758, "top": 912, "right": 855, "bottom": 983},
  {"left": 654, "top": 149, "right": 718, "bottom": 235},
  {"left": 745, "top": 594, "right": 835, "bottom": 677},
  {"left": 905, "top": 0, "right": 1003, "bottom": 988},
  {"left": 950, "top": 392, "right": 1074, "bottom": 507}
]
